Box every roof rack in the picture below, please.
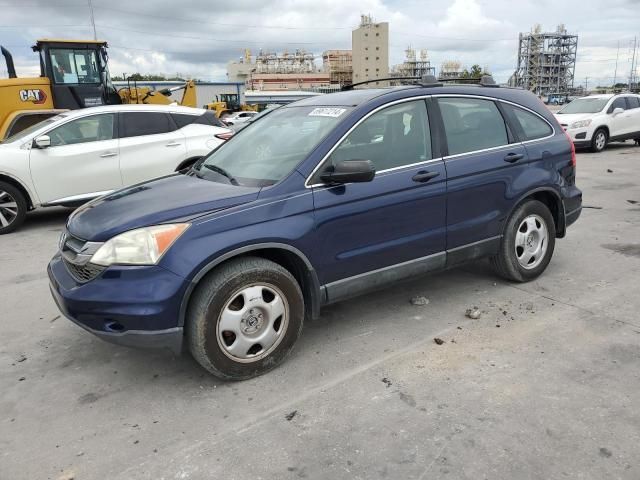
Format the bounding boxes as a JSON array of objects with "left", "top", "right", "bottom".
[{"left": 341, "top": 74, "right": 499, "bottom": 91}]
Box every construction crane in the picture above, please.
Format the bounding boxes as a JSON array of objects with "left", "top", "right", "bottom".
[{"left": 0, "top": 39, "right": 197, "bottom": 139}]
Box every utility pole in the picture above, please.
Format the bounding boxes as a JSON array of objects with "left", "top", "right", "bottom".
[
  {"left": 87, "top": 0, "right": 97, "bottom": 40},
  {"left": 613, "top": 40, "right": 620, "bottom": 87},
  {"left": 630, "top": 36, "right": 638, "bottom": 91},
  {"left": 584, "top": 76, "right": 589, "bottom": 93}
]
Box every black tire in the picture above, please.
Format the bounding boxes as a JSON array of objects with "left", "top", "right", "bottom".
[
  {"left": 490, "top": 200, "right": 556, "bottom": 282},
  {"left": 186, "top": 256, "right": 304, "bottom": 380},
  {"left": 590, "top": 128, "right": 608, "bottom": 153},
  {"left": 0, "top": 181, "right": 27, "bottom": 234}
]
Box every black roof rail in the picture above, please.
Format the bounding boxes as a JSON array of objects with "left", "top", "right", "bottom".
[{"left": 341, "top": 74, "right": 499, "bottom": 91}]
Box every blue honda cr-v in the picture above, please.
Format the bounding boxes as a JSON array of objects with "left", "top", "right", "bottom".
[{"left": 49, "top": 77, "right": 582, "bottom": 380}]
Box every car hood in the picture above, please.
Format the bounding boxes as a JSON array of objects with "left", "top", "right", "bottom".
[
  {"left": 553, "top": 113, "right": 593, "bottom": 125},
  {"left": 68, "top": 174, "right": 260, "bottom": 242}
]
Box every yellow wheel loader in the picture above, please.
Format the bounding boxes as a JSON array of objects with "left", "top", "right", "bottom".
[
  {"left": 0, "top": 39, "right": 197, "bottom": 139},
  {"left": 205, "top": 93, "right": 258, "bottom": 119}
]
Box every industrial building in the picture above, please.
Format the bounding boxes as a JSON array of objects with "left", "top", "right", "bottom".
[
  {"left": 322, "top": 50, "right": 353, "bottom": 87},
  {"left": 351, "top": 14, "right": 389, "bottom": 86},
  {"left": 439, "top": 61, "right": 464, "bottom": 79},
  {"left": 226, "top": 14, "right": 389, "bottom": 90},
  {"left": 390, "top": 47, "right": 434, "bottom": 84},
  {"left": 512, "top": 24, "right": 578, "bottom": 95}
]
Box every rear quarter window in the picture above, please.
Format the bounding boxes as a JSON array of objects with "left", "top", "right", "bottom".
[
  {"left": 121, "top": 112, "right": 175, "bottom": 138},
  {"left": 503, "top": 104, "right": 553, "bottom": 141},
  {"left": 626, "top": 97, "right": 640, "bottom": 109}
]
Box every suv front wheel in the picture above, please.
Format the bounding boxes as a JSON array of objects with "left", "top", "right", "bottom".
[
  {"left": 491, "top": 200, "right": 556, "bottom": 282},
  {"left": 0, "top": 181, "right": 27, "bottom": 234},
  {"left": 591, "top": 128, "right": 608, "bottom": 153},
  {"left": 186, "top": 256, "right": 304, "bottom": 380}
]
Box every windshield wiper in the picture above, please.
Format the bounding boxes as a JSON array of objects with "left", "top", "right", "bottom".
[{"left": 201, "top": 164, "right": 239, "bottom": 185}]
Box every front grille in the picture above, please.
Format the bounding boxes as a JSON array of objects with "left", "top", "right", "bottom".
[
  {"left": 59, "top": 230, "right": 105, "bottom": 283},
  {"left": 63, "top": 259, "right": 105, "bottom": 283}
]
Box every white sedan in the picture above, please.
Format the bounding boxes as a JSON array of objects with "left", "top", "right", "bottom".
[
  {"left": 0, "top": 104, "right": 232, "bottom": 233},
  {"left": 222, "top": 111, "right": 259, "bottom": 125}
]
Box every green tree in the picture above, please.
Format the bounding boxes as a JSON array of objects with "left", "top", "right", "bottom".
[{"left": 469, "top": 64, "right": 483, "bottom": 78}]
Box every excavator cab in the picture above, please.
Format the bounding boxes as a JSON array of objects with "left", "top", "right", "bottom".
[
  {"left": 33, "top": 39, "right": 120, "bottom": 109},
  {"left": 0, "top": 39, "right": 121, "bottom": 139}
]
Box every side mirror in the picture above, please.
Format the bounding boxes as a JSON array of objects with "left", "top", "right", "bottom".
[
  {"left": 34, "top": 135, "right": 51, "bottom": 149},
  {"left": 611, "top": 107, "right": 624, "bottom": 116},
  {"left": 320, "top": 160, "right": 375, "bottom": 184}
]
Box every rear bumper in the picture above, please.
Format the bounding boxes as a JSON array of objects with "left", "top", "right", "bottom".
[
  {"left": 48, "top": 254, "right": 188, "bottom": 353},
  {"left": 562, "top": 185, "right": 582, "bottom": 229}
]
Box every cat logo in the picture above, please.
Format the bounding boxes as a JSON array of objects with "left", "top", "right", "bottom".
[{"left": 19, "top": 89, "right": 47, "bottom": 104}]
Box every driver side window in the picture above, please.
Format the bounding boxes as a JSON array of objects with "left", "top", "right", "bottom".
[
  {"left": 323, "top": 100, "right": 432, "bottom": 176},
  {"left": 48, "top": 114, "right": 115, "bottom": 147}
]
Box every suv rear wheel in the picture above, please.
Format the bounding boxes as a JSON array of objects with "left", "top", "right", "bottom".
[
  {"left": 186, "top": 256, "right": 304, "bottom": 380},
  {"left": 0, "top": 181, "right": 27, "bottom": 234},
  {"left": 591, "top": 128, "right": 608, "bottom": 153},
  {"left": 491, "top": 200, "right": 556, "bottom": 282}
]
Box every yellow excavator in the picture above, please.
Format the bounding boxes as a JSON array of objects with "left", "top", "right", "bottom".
[{"left": 0, "top": 39, "right": 197, "bottom": 139}]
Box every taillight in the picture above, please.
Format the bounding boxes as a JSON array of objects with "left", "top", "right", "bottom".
[
  {"left": 563, "top": 130, "right": 576, "bottom": 167},
  {"left": 215, "top": 132, "right": 234, "bottom": 141}
]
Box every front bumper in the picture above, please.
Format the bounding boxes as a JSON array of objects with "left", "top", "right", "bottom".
[
  {"left": 565, "top": 127, "right": 592, "bottom": 149},
  {"left": 48, "top": 254, "right": 188, "bottom": 353}
]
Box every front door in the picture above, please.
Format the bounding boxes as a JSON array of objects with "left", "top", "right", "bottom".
[
  {"left": 118, "top": 111, "right": 187, "bottom": 186},
  {"left": 310, "top": 99, "right": 447, "bottom": 302},
  {"left": 29, "top": 113, "right": 121, "bottom": 204}
]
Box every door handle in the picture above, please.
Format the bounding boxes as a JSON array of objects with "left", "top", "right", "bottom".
[
  {"left": 166, "top": 142, "right": 181, "bottom": 147},
  {"left": 412, "top": 171, "right": 440, "bottom": 183},
  {"left": 100, "top": 152, "right": 117, "bottom": 158},
  {"left": 504, "top": 153, "right": 524, "bottom": 163}
]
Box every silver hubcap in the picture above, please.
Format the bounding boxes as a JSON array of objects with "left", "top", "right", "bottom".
[
  {"left": 216, "top": 283, "right": 288, "bottom": 363},
  {"left": 595, "top": 132, "right": 606, "bottom": 150},
  {"left": 515, "top": 214, "right": 548, "bottom": 270},
  {"left": 0, "top": 191, "right": 19, "bottom": 228}
]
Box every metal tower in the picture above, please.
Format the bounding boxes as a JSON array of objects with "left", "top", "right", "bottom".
[{"left": 513, "top": 24, "right": 578, "bottom": 96}]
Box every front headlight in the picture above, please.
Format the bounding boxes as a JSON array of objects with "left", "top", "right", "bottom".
[
  {"left": 91, "top": 224, "right": 190, "bottom": 266},
  {"left": 569, "top": 119, "right": 592, "bottom": 129}
]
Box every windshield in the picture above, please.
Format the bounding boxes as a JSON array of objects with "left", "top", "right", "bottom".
[
  {"left": 50, "top": 48, "right": 101, "bottom": 84},
  {"left": 2, "top": 113, "right": 69, "bottom": 144},
  {"left": 195, "top": 106, "right": 351, "bottom": 187},
  {"left": 558, "top": 97, "right": 609, "bottom": 114}
]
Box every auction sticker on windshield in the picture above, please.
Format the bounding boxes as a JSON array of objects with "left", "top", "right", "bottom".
[{"left": 308, "top": 107, "right": 347, "bottom": 117}]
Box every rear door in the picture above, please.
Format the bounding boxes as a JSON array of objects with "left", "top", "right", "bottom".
[
  {"left": 435, "top": 96, "right": 528, "bottom": 264},
  {"left": 29, "top": 113, "right": 121, "bottom": 204},
  {"left": 118, "top": 111, "right": 187, "bottom": 186},
  {"left": 310, "top": 98, "right": 447, "bottom": 302}
]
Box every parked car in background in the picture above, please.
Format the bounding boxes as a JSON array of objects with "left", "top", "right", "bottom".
[
  {"left": 222, "top": 111, "right": 259, "bottom": 125},
  {"left": 554, "top": 93, "right": 640, "bottom": 152},
  {"left": 0, "top": 105, "right": 231, "bottom": 233},
  {"left": 227, "top": 105, "right": 282, "bottom": 132},
  {"left": 49, "top": 78, "right": 582, "bottom": 380}
]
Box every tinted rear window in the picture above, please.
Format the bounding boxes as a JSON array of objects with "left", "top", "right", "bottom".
[
  {"left": 438, "top": 97, "right": 508, "bottom": 155},
  {"left": 171, "top": 113, "right": 198, "bottom": 129},
  {"left": 121, "top": 112, "right": 175, "bottom": 138},
  {"left": 626, "top": 97, "right": 640, "bottom": 109},
  {"left": 503, "top": 104, "right": 553, "bottom": 141},
  {"left": 195, "top": 111, "right": 225, "bottom": 127}
]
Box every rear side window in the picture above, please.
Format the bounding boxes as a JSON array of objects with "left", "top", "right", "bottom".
[
  {"left": 437, "top": 98, "right": 508, "bottom": 156},
  {"left": 171, "top": 113, "right": 198, "bottom": 129},
  {"left": 502, "top": 104, "right": 553, "bottom": 141},
  {"left": 608, "top": 97, "right": 627, "bottom": 113},
  {"left": 194, "top": 111, "right": 225, "bottom": 127},
  {"left": 626, "top": 97, "right": 640, "bottom": 109},
  {"left": 120, "top": 112, "right": 175, "bottom": 138}
]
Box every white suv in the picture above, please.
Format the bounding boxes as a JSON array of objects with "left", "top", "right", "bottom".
[
  {"left": 554, "top": 93, "right": 640, "bottom": 152},
  {"left": 0, "top": 105, "right": 231, "bottom": 233}
]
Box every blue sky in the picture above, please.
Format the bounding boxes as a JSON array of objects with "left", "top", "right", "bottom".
[{"left": 0, "top": 0, "right": 638, "bottom": 87}]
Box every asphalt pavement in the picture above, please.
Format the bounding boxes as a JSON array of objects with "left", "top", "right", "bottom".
[{"left": 1, "top": 142, "right": 639, "bottom": 479}]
